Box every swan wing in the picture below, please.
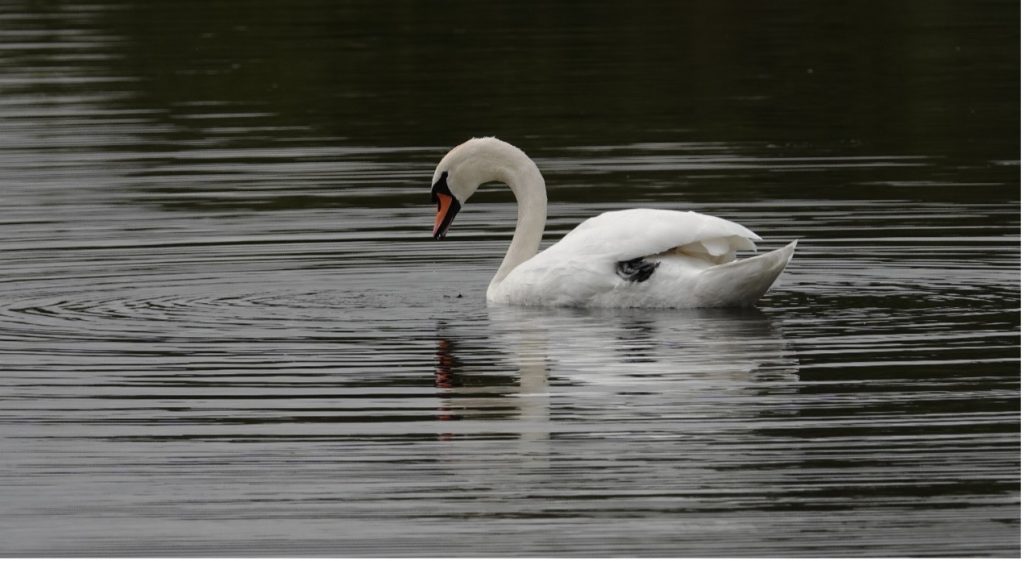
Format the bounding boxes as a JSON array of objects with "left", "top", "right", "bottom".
[
  {"left": 489, "top": 208, "right": 790, "bottom": 308},
  {"left": 555, "top": 208, "right": 760, "bottom": 262}
]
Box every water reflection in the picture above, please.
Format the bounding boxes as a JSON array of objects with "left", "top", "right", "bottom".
[{"left": 434, "top": 306, "right": 799, "bottom": 433}]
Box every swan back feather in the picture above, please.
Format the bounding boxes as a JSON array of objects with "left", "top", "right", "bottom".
[{"left": 556, "top": 208, "right": 760, "bottom": 262}]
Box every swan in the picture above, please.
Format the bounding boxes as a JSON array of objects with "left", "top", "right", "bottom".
[{"left": 430, "top": 137, "right": 797, "bottom": 308}]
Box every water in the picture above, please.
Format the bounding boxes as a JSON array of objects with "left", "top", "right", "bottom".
[{"left": 0, "top": 0, "right": 1019, "bottom": 556}]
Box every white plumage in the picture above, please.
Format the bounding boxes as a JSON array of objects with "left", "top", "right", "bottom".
[{"left": 430, "top": 137, "right": 796, "bottom": 308}]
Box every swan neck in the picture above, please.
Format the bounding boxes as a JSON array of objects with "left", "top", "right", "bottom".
[{"left": 489, "top": 158, "right": 547, "bottom": 291}]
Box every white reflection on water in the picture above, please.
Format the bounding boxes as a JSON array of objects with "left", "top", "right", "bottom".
[
  {"left": 434, "top": 306, "right": 798, "bottom": 433},
  {"left": 432, "top": 306, "right": 801, "bottom": 479}
]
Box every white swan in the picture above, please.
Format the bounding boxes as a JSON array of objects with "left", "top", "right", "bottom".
[{"left": 430, "top": 137, "right": 796, "bottom": 308}]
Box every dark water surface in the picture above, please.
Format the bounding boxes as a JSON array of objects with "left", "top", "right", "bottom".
[{"left": 0, "top": 0, "right": 1019, "bottom": 556}]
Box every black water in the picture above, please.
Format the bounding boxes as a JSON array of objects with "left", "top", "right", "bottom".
[{"left": 0, "top": 0, "right": 1019, "bottom": 556}]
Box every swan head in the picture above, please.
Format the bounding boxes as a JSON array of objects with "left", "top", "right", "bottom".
[{"left": 430, "top": 137, "right": 532, "bottom": 240}]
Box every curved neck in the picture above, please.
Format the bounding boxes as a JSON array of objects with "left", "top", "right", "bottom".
[{"left": 489, "top": 157, "right": 547, "bottom": 290}]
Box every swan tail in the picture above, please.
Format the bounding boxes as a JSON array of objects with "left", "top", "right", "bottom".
[{"left": 693, "top": 240, "right": 797, "bottom": 307}]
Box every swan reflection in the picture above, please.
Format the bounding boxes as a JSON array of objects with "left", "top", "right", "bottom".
[{"left": 433, "top": 306, "right": 798, "bottom": 442}]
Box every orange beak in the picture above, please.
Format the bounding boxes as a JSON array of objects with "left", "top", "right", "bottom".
[{"left": 433, "top": 191, "right": 460, "bottom": 239}]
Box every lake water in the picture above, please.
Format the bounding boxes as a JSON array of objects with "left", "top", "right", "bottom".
[{"left": 0, "top": 0, "right": 1019, "bottom": 556}]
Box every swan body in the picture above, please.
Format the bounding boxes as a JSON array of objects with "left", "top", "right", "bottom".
[{"left": 430, "top": 137, "right": 796, "bottom": 308}]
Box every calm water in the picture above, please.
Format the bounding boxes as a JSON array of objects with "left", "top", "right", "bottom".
[{"left": 0, "top": 0, "right": 1020, "bottom": 556}]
